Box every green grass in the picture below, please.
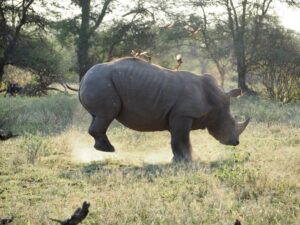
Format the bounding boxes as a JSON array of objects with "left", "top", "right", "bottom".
[
  {"left": 0, "top": 94, "right": 299, "bottom": 224},
  {"left": 0, "top": 94, "right": 79, "bottom": 134}
]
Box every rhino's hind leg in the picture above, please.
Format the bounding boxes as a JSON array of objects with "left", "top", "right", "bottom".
[
  {"left": 89, "top": 116, "right": 115, "bottom": 152},
  {"left": 169, "top": 117, "right": 193, "bottom": 162}
]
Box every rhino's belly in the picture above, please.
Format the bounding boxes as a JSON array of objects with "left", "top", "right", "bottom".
[{"left": 116, "top": 109, "right": 168, "bottom": 132}]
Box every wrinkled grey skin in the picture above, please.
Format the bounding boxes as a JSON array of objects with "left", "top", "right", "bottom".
[{"left": 79, "top": 57, "right": 249, "bottom": 162}]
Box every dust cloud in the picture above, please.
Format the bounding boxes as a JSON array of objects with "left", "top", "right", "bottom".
[{"left": 69, "top": 137, "right": 173, "bottom": 165}]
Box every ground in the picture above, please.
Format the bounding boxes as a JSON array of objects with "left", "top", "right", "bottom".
[{"left": 0, "top": 94, "right": 299, "bottom": 224}]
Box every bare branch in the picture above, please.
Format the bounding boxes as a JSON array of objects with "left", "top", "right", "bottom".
[
  {"left": 59, "top": 81, "right": 79, "bottom": 92},
  {"left": 262, "top": 0, "right": 273, "bottom": 16},
  {"left": 225, "top": 0, "right": 236, "bottom": 40},
  {"left": 89, "top": 0, "right": 113, "bottom": 35},
  {"left": 283, "top": 0, "right": 300, "bottom": 7},
  {"left": 229, "top": 0, "right": 239, "bottom": 31},
  {"left": 240, "top": 0, "right": 248, "bottom": 33},
  {"left": 122, "top": 7, "right": 155, "bottom": 22},
  {"left": 65, "top": 84, "right": 79, "bottom": 92},
  {"left": 46, "top": 87, "right": 66, "bottom": 93}
]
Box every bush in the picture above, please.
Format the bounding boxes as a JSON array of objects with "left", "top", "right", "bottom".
[
  {"left": 250, "top": 26, "right": 300, "bottom": 102},
  {"left": 0, "top": 94, "right": 78, "bottom": 134},
  {"left": 231, "top": 96, "right": 300, "bottom": 127},
  {"left": 20, "top": 134, "right": 52, "bottom": 164},
  {"left": 11, "top": 35, "right": 72, "bottom": 91}
]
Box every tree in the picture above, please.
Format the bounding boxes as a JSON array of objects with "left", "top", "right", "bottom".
[
  {"left": 71, "top": 0, "right": 114, "bottom": 80},
  {"left": 250, "top": 22, "right": 300, "bottom": 102},
  {"left": 186, "top": 12, "right": 232, "bottom": 88},
  {"left": 96, "top": 20, "right": 156, "bottom": 62},
  {"left": 153, "top": 18, "right": 196, "bottom": 69},
  {"left": 12, "top": 35, "right": 70, "bottom": 88},
  {"left": 190, "top": 0, "right": 299, "bottom": 93},
  {"left": 0, "top": 0, "right": 48, "bottom": 86},
  {"left": 56, "top": 0, "right": 157, "bottom": 80}
]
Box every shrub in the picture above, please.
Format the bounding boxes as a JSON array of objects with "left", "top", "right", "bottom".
[
  {"left": 250, "top": 26, "right": 300, "bottom": 102},
  {"left": 0, "top": 94, "right": 78, "bottom": 134}
]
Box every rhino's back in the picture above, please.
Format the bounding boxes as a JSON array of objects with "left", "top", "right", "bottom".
[
  {"left": 80, "top": 58, "right": 202, "bottom": 132},
  {"left": 110, "top": 58, "right": 181, "bottom": 131}
]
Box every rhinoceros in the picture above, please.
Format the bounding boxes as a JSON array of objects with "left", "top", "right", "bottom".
[{"left": 79, "top": 57, "right": 250, "bottom": 161}]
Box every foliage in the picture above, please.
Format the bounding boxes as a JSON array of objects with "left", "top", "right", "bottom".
[
  {"left": 0, "top": 0, "right": 52, "bottom": 84},
  {"left": 93, "top": 20, "right": 156, "bottom": 61},
  {"left": 249, "top": 24, "right": 300, "bottom": 102},
  {"left": 54, "top": 0, "right": 158, "bottom": 79},
  {"left": 152, "top": 19, "right": 207, "bottom": 71},
  {"left": 187, "top": 13, "right": 232, "bottom": 87},
  {"left": 11, "top": 36, "right": 70, "bottom": 87},
  {"left": 187, "top": 0, "right": 300, "bottom": 93}
]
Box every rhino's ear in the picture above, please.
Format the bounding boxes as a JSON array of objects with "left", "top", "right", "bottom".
[{"left": 226, "top": 89, "right": 241, "bottom": 98}]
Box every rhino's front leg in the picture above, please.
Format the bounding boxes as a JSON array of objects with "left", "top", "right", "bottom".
[
  {"left": 89, "top": 116, "right": 115, "bottom": 152},
  {"left": 169, "top": 116, "right": 193, "bottom": 162}
]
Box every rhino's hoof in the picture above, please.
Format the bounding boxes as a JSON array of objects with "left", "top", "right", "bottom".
[
  {"left": 94, "top": 140, "right": 115, "bottom": 152},
  {"left": 172, "top": 155, "right": 192, "bottom": 163}
]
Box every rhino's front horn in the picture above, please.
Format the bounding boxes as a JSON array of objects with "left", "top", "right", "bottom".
[{"left": 236, "top": 118, "right": 250, "bottom": 135}]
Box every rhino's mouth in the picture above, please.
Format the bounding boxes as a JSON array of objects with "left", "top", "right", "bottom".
[{"left": 220, "top": 139, "right": 239, "bottom": 146}]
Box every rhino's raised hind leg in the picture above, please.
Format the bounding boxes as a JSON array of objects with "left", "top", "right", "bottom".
[
  {"left": 169, "top": 116, "right": 193, "bottom": 162},
  {"left": 89, "top": 116, "right": 115, "bottom": 152}
]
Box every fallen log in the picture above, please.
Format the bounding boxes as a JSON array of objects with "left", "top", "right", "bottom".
[
  {"left": 234, "top": 219, "right": 241, "bottom": 225},
  {"left": 50, "top": 201, "right": 90, "bottom": 225},
  {"left": 0, "top": 216, "right": 14, "bottom": 225},
  {"left": 0, "top": 131, "right": 19, "bottom": 141}
]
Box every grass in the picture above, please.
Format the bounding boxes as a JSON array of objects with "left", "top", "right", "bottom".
[
  {"left": 0, "top": 94, "right": 299, "bottom": 224},
  {"left": 0, "top": 94, "right": 79, "bottom": 134}
]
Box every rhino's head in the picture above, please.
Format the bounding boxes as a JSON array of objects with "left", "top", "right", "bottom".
[{"left": 206, "top": 89, "right": 250, "bottom": 146}]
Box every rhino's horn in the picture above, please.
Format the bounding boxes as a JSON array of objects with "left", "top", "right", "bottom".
[{"left": 236, "top": 118, "right": 250, "bottom": 135}]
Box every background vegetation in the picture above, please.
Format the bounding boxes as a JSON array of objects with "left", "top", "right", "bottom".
[{"left": 1, "top": 0, "right": 299, "bottom": 100}]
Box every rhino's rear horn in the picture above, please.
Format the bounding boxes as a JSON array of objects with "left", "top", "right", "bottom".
[
  {"left": 236, "top": 118, "right": 250, "bottom": 135},
  {"left": 227, "top": 89, "right": 241, "bottom": 98}
]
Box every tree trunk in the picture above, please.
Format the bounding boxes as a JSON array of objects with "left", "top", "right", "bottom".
[
  {"left": 233, "top": 31, "right": 250, "bottom": 93},
  {"left": 200, "top": 59, "right": 208, "bottom": 74},
  {"left": 78, "top": 0, "right": 91, "bottom": 81},
  {"left": 237, "top": 58, "right": 248, "bottom": 91},
  {"left": 219, "top": 70, "right": 225, "bottom": 90},
  {"left": 213, "top": 59, "right": 225, "bottom": 89},
  {"left": 0, "top": 58, "right": 5, "bottom": 88}
]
